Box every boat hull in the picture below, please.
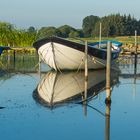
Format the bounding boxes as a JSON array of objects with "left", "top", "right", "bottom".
[
  {"left": 33, "top": 36, "right": 121, "bottom": 71},
  {"left": 0, "top": 46, "right": 11, "bottom": 55},
  {"left": 38, "top": 42, "right": 112, "bottom": 70}
]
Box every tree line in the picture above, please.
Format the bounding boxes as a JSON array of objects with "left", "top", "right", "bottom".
[
  {"left": 0, "top": 22, "right": 37, "bottom": 47},
  {"left": 83, "top": 14, "right": 140, "bottom": 37},
  {"left": 0, "top": 13, "right": 140, "bottom": 47}
]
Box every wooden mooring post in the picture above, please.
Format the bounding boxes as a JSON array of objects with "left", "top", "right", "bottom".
[
  {"left": 12, "top": 50, "right": 16, "bottom": 68},
  {"left": 38, "top": 55, "right": 41, "bottom": 77},
  {"left": 83, "top": 40, "right": 88, "bottom": 116},
  {"left": 99, "top": 22, "right": 102, "bottom": 48},
  {"left": 105, "top": 41, "right": 111, "bottom": 140},
  {"left": 134, "top": 30, "right": 138, "bottom": 76},
  {"left": 105, "top": 41, "right": 111, "bottom": 104},
  {"left": 13, "top": 50, "right": 16, "bottom": 64},
  {"left": 85, "top": 41, "right": 88, "bottom": 81}
]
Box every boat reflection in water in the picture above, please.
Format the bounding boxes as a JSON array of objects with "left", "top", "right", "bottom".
[{"left": 33, "top": 69, "right": 119, "bottom": 108}]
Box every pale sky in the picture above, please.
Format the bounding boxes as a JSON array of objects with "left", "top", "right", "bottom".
[{"left": 0, "top": 0, "right": 140, "bottom": 29}]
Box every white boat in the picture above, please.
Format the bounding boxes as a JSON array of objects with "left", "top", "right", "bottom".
[
  {"left": 33, "top": 36, "right": 122, "bottom": 71},
  {"left": 33, "top": 69, "right": 119, "bottom": 108}
]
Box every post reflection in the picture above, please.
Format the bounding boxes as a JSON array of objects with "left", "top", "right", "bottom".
[
  {"left": 105, "top": 88, "right": 111, "bottom": 140},
  {"left": 83, "top": 79, "right": 88, "bottom": 116}
]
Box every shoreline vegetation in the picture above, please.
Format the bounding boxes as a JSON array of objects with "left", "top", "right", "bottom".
[
  {"left": 1, "top": 36, "right": 140, "bottom": 55},
  {"left": 1, "top": 13, "right": 140, "bottom": 55}
]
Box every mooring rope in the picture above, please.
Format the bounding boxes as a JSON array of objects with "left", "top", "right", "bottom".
[{"left": 76, "top": 55, "right": 85, "bottom": 73}]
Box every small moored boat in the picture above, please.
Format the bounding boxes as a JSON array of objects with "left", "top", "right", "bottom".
[
  {"left": 33, "top": 36, "right": 122, "bottom": 71},
  {"left": 0, "top": 46, "right": 11, "bottom": 55}
]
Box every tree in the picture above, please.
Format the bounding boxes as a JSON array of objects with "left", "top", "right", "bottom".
[
  {"left": 37, "top": 26, "right": 61, "bottom": 39},
  {"left": 28, "top": 26, "right": 36, "bottom": 33},
  {"left": 82, "top": 15, "right": 100, "bottom": 37},
  {"left": 84, "top": 13, "right": 140, "bottom": 37},
  {"left": 69, "top": 31, "right": 80, "bottom": 38},
  {"left": 0, "top": 22, "right": 15, "bottom": 46},
  {"left": 58, "top": 25, "right": 76, "bottom": 38}
]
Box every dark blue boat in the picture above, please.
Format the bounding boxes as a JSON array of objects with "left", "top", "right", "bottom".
[{"left": 0, "top": 46, "right": 11, "bottom": 55}]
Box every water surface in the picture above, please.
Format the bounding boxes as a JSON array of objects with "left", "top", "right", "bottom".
[{"left": 0, "top": 54, "right": 140, "bottom": 140}]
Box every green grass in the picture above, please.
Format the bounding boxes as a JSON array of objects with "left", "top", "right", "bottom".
[
  {"left": 69, "top": 36, "right": 140, "bottom": 45},
  {"left": 1, "top": 36, "right": 140, "bottom": 55}
]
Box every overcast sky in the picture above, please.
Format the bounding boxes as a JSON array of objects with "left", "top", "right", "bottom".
[{"left": 0, "top": 0, "right": 140, "bottom": 29}]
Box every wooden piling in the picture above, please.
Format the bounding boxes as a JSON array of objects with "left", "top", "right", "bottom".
[
  {"left": 106, "top": 41, "right": 111, "bottom": 89},
  {"left": 99, "top": 22, "right": 102, "bottom": 48},
  {"left": 13, "top": 50, "right": 16, "bottom": 68},
  {"left": 7, "top": 53, "right": 11, "bottom": 66},
  {"left": 134, "top": 52, "right": 137, "bottom": 77},
  {"left": 38, "top": 55, "right": 41, "bottom": 76},
  {"left": 105, "top": 41, "right": 111, "bottom": 138},
  {"left": 134, "top": 30, "right": 138, "bottom": 84},
  {"left": 135, "top": 30, "right": 137, "bottom": 53},
  {"left": 83, "top": 40, "right": 88, "bottom": 116},
  {"left": 105, "top": 41, "right": 111, "bottom": 104},
  {"left": 134, "top": 30, "right": 137, "bottom": 75},
  {"left": 85, "top": 41, "right": 88, "bottom": 81},
  {"left": 13, "top": 50, "right": 16, "bottom": 63}
]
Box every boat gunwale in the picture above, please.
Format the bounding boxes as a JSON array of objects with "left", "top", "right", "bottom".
[{"left": 33, "top": 36, "right": 121, "bottom": 60}]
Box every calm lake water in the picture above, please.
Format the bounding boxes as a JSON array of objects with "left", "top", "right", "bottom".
[{"left": 0, "top": 54, "right": 140, "bottom": 140}]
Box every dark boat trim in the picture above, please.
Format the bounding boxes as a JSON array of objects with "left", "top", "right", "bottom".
[{"left": 33, "top": 36, "right": 120, "bottom": 60}]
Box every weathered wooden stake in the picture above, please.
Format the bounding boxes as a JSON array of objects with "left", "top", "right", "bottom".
[
  {"left": 99, "top": 22, "right": 102, "bottom": 48},
  {"left": 83, "top": 40, "right": 88, "bottom": 116},
  {"left": 13, "top": 50, "right": 16, "bottom": 67},
  {"left": 7, "top": 52, "right": 10, "bottom": 66},
  {"left": 105, "top": 41, "right": 111, "bottom": 104},
  {"left": 85, "top": 41, "right": 88, "bottom": 81},
  {"left": 38, "top": 55, "right": 41, "bottom": 77},
  {"left": 134, "top": 30, "right": 137, "bottom": 76},
  {"left": 135, "top": 30, "right": 137, "bottom": 52},
  {"left": 134, "top": 55, "right": 137, "bottom": 84},
  {"left": 134, "top": 30, "right": 138, "bottom": 85},
  {"left": 105, "top": 40, "right": 111, "bottom": 138},
  {"left": 13, "top": 50, "right": 16, "bottom": 63}
]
